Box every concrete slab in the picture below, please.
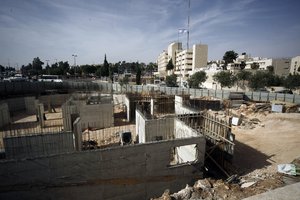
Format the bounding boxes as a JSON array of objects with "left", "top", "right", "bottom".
[{"left": 243, "top": 182, "right": 300, "bottom": 200}]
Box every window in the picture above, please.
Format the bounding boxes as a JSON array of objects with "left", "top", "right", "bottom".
[{"left": 169, "top": 144, "right": 197, "bottom": 166}]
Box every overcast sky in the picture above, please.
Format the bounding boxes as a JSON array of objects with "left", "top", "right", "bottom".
[{"left": 1, "top": 0, "right": 300, "bottom": 67}]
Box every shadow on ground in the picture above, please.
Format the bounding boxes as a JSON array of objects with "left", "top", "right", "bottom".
[{"left": 233, "top": 139, "right": 274, "bottom": 175}]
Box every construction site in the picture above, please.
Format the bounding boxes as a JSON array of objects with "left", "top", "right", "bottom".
[{"left": 0, "top": 81, "right": 300, "bottom": 200}]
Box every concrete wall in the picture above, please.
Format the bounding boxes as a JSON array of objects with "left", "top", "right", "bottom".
[
  {"left": 79, "top": 103, "right": 114, "bottom": 130},
  {"left": 24, "top": 96, "right": 38, "bottom": 114},
  {"left": 174, "top": 118, "right": 199, "bottom": 139},
  {"left": 0, "top": 103, "right": 10, "bottom": 128},
  {"left": 5, "top": 97, "right": 25, "bottom": 113},
  {"left": 39, "top": 94, "right": 71, "bottom": 107},
  {"left": 62, "top": 98, "right": 114, "bottom": 132},
  {"left": 175, "top": 96, "right": 199, "bottom": 115},
  {"left": 124, "top": 95, "right": 131, "bottom": 121},
  {"left": 62, "top": 100, "right": 78, "bottom": 132},
  {"left": 0, "top": 137, "right": 205, "bottom": 200},
  {"left": 173, "top": 118, "right": 202, "bottom": 164},
  {"left": 3, "top": 132, "right": 75, "bottom": 159},
  {"left": 136, "top": 110, "right": 174, "bottom": 143}
]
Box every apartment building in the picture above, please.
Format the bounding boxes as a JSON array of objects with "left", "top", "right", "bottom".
[
  {"left": 290, "top": 56, "right": 300, "bottom": 75},
  {"left": 229, "top": 54, "right": 291, "bottom": 76},
  {"left": 156, "top": 42, "right": 208, "bottom": 80}
]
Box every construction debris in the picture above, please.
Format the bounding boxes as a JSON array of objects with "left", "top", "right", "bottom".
[{"left": 152, "top": 167, "right": 285, "bottom": 200}]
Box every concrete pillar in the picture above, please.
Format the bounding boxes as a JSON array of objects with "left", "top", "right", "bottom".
[
  {"left": 0, "top": 103, "right": 11, "bottom": 128},
  {"left": 73, "top": 117, "right": 82, "bottom": 151},
  {"left": 37, "top": 103, "right": 45, "bottom": 128}
]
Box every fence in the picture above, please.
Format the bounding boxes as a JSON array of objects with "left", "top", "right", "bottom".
[{"left": 1, "top": 81, "right": 300, "bottom": 104}]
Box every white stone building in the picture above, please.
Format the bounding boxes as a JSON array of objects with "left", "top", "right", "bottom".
[
  {"left": 156, "top": 42, "right": 208, "bottom": 81},
  {"left": 290, "top": 56, "right": 300, "bottom": 75}
]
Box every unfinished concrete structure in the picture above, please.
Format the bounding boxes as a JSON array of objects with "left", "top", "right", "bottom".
[
  {"left": 62, "top": 93, "right": 114, "bottom": 131},
  {"left": 136, "top": 94, "right": 234, "bottom": 177},
  {"left": 0, "top": 136, "right": 205, "bottom": 200},
  {"left": 124, "top": 92, "right": 175, "bottom": 122},
  {"left": 0, "top": 89, "right": 235, "bottom": 199}
]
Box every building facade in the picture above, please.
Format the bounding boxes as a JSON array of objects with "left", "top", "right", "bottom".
[
  {"left": 156, "top": 42, "right": 208, "bottom": 81},
  {"left": 290, "top": 56, "right": 300, "bottom": 75}
]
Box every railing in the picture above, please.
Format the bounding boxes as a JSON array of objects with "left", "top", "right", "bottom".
[{"left": 1, "top": 81, "right": 300, "bottom": 104}]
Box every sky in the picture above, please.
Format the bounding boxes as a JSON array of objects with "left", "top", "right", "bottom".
[{"left": 1, "top": 0, "right": 300, "bottom": 68}]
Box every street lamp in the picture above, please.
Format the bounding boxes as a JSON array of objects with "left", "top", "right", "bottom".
[{"left": 72, "top": 54, "right": 77, "bottom": 78}]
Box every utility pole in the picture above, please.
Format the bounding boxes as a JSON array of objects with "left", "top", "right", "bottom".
[{"left": 187, "top": 0, "right": 190, "bottom": 50}]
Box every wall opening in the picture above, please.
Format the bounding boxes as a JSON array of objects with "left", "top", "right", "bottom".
[{"left": 170, "top": 144, "right": 197, "bottom": 166}]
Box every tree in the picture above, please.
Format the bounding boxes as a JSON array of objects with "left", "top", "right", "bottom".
[
  {"left": 136, "top": 65, "right": 142, "bottom": 85},
  {"left": 146, "top": 62, "right": 157, "bottom": 76},
  {"left": 213, "top": 71, "right": 237, "bottom": 89},
  {"left": 248, "top": 71, "right": 267, "bottom": 90},
  {"left": 81, "top": 64, "right": 97, "bottom": 75},
  {"left": 166, "top": 59, "right": 174, "bottom": 71},
  {"left": 267, "top": 65, "right": 274, "bottom": 73},
  {"left": 250, "top": 62, "right": 260, "bottom": 70},
  {"left": 283, "top": 74, "right": 300, "bottom": 90},
  {"left": 223, "top": 50, "right": 238, "bottom": 70},
  {"left": 101, "top": 54, "right": 109, "bottom": 77},
  {"left": 187, "top": 71, "right": 207, "bottom": 88},
  {"left": 32, "top": 57, "right": 44, "bottom": 75},
  {"left": 240, "top": 61, "right": 246, "bottom": 70},
  {"left": 236, "top": 70, "right": 252, "bottom": 89},
  {"left": 119, "top": 76, "right": 129, "bottom": 86},
  {"left": 165, "top": 74, "right": 177, "bottom": 87}
]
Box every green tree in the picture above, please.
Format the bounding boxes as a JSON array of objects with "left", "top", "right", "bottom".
[
  {"left": 188, "top": 71, "right": 207, "bottom": 88},
  {"left": 236, "top": 70, "right": 252, "bottom": 89},
  {"left": 166, "top": 59, "right": 174, "bottom": 71},
  {"left": 213, "top": 71, "right": 237, "bottom": 89},
  {"left": 119, "top": 76, "right": 129, "bottom": 86},
  {"left": 240, "top": 61, "right": 246, "bottom": 70},
  {"left": 223, "top": 50, "right": 238, "bottom": 70},
  {"left": 165, "top": 74, "right": 177, "bottom": 87},
  {"left": 136, "top": 65, "right": 142, "bottom": 85},
  {"left": 248, "top": 71, "right": 267, "bottom": 90},
  {"left": 267, "top": 65, "right": 274, "bottom": 73},
  {"left": 283, "top": 74, "right": 300, "bottom": 90},
  {"left": 81, "top": 64, "right": 97, "bottom": 75},
  {"left": 250, "top": 62, "right": 260, "bottom": 70},
  {"left": 32, "top": 57, "right": 44, "bottom": 75},
  {"left": 146, "top": 62, "right": 157, "bottom": 76},
  {"left": 101, "top": 54, "right": 109, "bottom": 77}
]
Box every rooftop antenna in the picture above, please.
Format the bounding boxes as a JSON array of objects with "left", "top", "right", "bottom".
[{"left": 187, "top": 0, "right": 190, "bottom": 49}]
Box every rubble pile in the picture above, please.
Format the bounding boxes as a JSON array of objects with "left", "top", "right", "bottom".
[{"left": 152, "top": 168, "right": 284, "bottom": 200}]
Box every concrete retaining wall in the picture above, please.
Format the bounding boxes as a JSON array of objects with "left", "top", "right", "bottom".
[
  {"left": 62, "top": 100, "right": 79, "bottom": 132},
  {"left": 24, "top": 96, "right": 37, "bottom": 114},
  {"left": 175, "top": 96, "right": 199, "bottom": 115},
  {"left": 136, "top": 110, "right": 174, "bottom": 143},
  {"left": 79, "top": 103, "right": 114, "bottom": 130},
  {"left": 39, "top": 94, "right": 70, "bottom": 107},
  {"left": 0, "top": 137, "right": 205, "bottom": 200},
  {"left": 3, "top": 132, "right": 75, "bottom": 159}
]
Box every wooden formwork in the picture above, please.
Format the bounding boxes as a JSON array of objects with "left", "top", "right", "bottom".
[{"left": 177, "top": 112, "right": 235, "bottom": 177}]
